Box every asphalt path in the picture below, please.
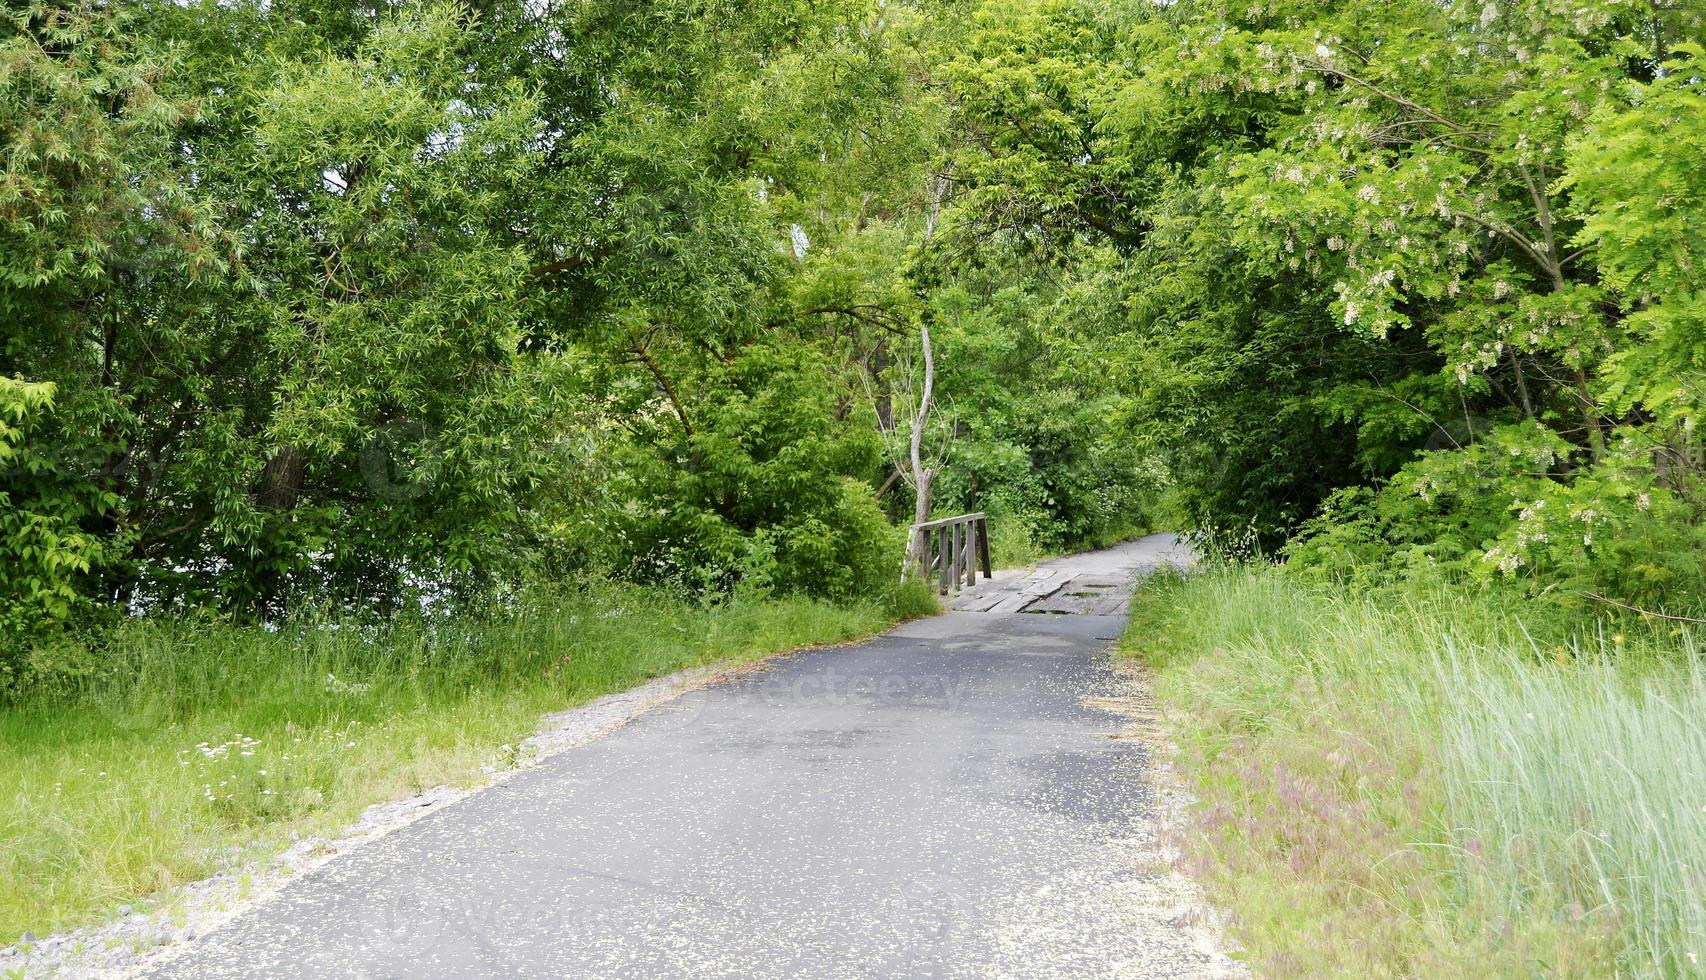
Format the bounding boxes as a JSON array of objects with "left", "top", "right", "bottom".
[{"left": 143, "top": 534, "right": 1234, "bottom": 979}]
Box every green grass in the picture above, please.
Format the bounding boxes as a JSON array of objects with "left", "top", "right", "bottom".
[
  {"left": 1122, "top": 565, "right": 1705, "bottom": 978},
  {"left": 0, "top": 583, "right": 911, "bottom": 945}
]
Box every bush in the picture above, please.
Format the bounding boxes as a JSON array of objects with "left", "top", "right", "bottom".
[
  {"left": 0, "top": 379, "right": 113, "bottom": 688},
  {"left": 1286, "top": 422, "right": 1706, "bottom": 614},
  {"left": 580, "top": 342, "right": 898, "bottom": 599}
]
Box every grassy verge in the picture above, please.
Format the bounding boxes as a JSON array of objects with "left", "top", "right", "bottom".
[
  {"left": 0, "top": 583, "right": 918, "bottom": 944},
  {"left": 1121, "top": 565, "right": 1705, "bottom": 977}
]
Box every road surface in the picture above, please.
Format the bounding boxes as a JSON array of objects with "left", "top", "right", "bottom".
[{"left": 142, "top": 534, "right": 1235, "bottom": 979}]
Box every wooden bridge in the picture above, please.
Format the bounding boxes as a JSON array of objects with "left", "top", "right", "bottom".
[
  {"left": 950, "top": 566, "right": 1132, "bottom": 616},
  {"left": 909, "top": 518, "right": 1182, "bottom": 616}
]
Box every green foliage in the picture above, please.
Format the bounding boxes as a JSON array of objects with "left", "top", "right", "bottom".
[
  {"left": 922, "top": 257, "right": 1159, "bottom": 554},
  {"left": 0, "top": 380, "right": 109, "bottom": 672},
  {"left": 7, "top": 0, "right": 1698, "bottom": 651},
  {"left": 938, "top": 0, "right": 1706, "bottom": 608},
  {"left": 0, "top": 0, "right": 987, "bottom": 638},
  {"left": 0, "top": 2, "right": 193, "bottom": 294},
  {"left": 1287, "top": 422, "right": 1706, "bottom": 612},
  {"left": 1566, "top": 56, "right": 1706, "bottom": 427},
  {"left": 590, "top": 343, "right": 895, "bottom": 598}
]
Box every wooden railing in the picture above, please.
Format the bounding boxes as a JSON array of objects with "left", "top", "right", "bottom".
[{"left": 906, "top": 512, "right": 993, "bottom": 594}]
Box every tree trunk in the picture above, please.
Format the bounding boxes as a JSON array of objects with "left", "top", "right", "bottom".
[
  {"left": 872, "top": 338, "right": 893, "bottom": 432},
  {"left": 906, "top": 321, "right": 936, "bottom": 575},
  {"left": 257, "top": 445, "right": 305, "bottom": 512}
]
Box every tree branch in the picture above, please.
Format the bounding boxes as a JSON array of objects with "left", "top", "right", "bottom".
[{"left": 626, "top": 343, "right": 693, "bottom": 438}]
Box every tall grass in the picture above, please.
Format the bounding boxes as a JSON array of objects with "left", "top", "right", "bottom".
[
  {"left": 1124, "top": 565, "right": 1705, "bottom": 977},
  {"left": 1434, "top": 645, "right": 1706, "bottom": 977},
  {"left": 0, "top": 583, "right": 902, "bottom": 944}
]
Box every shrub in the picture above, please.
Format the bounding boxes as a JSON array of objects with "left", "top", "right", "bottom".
[{"left": 1287, "top": 422, "right": 1706, "bottom": 613}]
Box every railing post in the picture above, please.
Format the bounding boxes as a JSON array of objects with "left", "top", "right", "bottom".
[
  {"left": 953, "top": 521, "right": 964, "bottom": 590},
  {"left": 937, "top": 523, "right": 951, "bottom": 593},
  {"left": 962, "top": 518, "right": 975, "bottom": 587},
  {"left": 977, "top": 515, "right": 992, "bottom": 578}
]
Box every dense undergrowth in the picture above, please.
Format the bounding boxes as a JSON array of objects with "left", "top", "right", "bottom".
[
  {"left": 0, "top": 582, "right": 930, "bottom": 945},
  {"left": 1124, "top": 564, "right": 1705, "bottom": 977}
]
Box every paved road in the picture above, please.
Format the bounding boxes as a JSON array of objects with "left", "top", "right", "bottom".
[{"left": 144, "top": 534, "right": 1228, "bottom": 979}]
